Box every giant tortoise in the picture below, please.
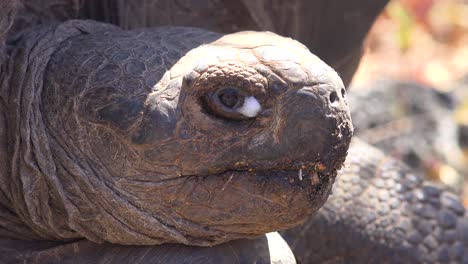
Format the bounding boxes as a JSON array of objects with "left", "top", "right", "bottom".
[{"left": 0, "top": 1, "right": 467, "bottom": 263}]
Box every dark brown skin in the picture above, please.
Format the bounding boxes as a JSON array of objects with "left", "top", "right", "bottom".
[
  {"left": 77, "top": 0, "right": 388, "bottom": 86},
  {"left": 3, "top": 1, "right": 467, "bottom": 264},
  {"left": 282, "top": 140, "right": 468, "bottom": 263},
  {"left": 7, "top": 0, "right": 389, "bottom": 86},
  {"left": 0, "top": 20, "right": 352, "bottom": 246}
]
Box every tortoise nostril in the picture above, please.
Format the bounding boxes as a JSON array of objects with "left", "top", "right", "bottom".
[
  {"left": 341, "top": 88, "right": 346, "bottom": 98},
  {"left": 329, "top": 91, "right": 339, "bottom": 104}
]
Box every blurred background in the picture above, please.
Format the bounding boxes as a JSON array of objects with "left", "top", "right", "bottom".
[
  {"left": 348, "top": 0, "right": 468, "bottom": 205},
  {"left": 353, "top": 0, "right": 468, "bottom": 86}
]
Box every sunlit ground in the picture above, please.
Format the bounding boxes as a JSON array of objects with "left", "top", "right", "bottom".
[{"left": 351, "top": 0, "right": 468, "bottom": 205}]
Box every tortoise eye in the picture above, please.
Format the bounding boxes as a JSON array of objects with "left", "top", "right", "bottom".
[
  {"left": 204, "top": 87, "right": 261, "bottom": 120},
  {"left": 218, "top": 87, "right": 243, "bottom": 108}
]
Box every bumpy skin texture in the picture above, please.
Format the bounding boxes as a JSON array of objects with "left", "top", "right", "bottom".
[
  {"left": 3, "top": 1, "right": 467, "bottom": 263},
  {"left": 77, "top": 0, "right": 389, "bottom": 86},
  {"left": 2, "top": 0, "right": 389, "bottom": 87},
  {"left": 282, "top": 139, "right": 468, "bottom": 263},
  {"left": 0, "top": 20, "right": 352, "bottom": 246}
]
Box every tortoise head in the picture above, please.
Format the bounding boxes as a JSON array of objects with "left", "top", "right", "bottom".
[
  {"left": 39, "top": 25, "right": 352, "bottom": 245},
  {"left": 137, "top": 32, "right": 352, "bottom": 175}
]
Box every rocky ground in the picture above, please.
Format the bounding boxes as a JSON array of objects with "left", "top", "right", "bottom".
[
  {"left": 349, "top": 0, "right": 468, "bottom": 204},
  {"left": 348, "top": 79, "right": 468, "bottom": 204}
]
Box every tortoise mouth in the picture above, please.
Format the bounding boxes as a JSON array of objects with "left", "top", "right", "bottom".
[
  {"left": 205, "top": 163, "right": 323, "bottom": 183},
  {"left": 178, "top": 159, "right": 327, "bottom": 182},
  {"left": 186, "top": 162, "right": 336, "bottom": 203},
  {"left": 211, "top": 167, "right": 327, "bottom": 195},
  {"left": 141, "top": 162, "right": 336, "bottom": 240}
]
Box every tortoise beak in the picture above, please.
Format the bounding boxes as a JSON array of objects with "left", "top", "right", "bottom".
[{"left": 279, "top": 82, "right": 352, "bottom": 161}]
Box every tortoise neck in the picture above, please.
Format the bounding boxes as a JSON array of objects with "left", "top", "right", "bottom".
[{"left": 0, "top": 21, "right": 118, "bottom": 242}]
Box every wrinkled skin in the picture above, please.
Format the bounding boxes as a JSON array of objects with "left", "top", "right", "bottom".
[
  {"left": 8, "top": 0, "right": 388, "bottom": 86},
  {"left": 1, "top": 20, "right": 352, "bottom": 246},
  {"left": 282, "top": 140, "right": 468, "bottom": 263},
  {"left": 1, "top": 0, "right": 467, "bottom": 264}
]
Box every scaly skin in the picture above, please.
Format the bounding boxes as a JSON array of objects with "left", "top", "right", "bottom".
[
  {"left": 2, "top": 1, "right": 467, "bottom": 263},
  {"left": 3, "top": 0, "right": 389, "bottom": 86},
  {"left": 282, "top": 139, "right": 468, "bottom": 263},
  {"left": 1, "top": 138, "right": 467, "bottom": 263},
  {"left": 0, "top": 20, "right": 351, "bottom": 247}
]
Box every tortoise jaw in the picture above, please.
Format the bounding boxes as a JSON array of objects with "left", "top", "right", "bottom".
[
  {"left": 142, "top": 165, "right": 337, "bottom": 240},
  {"left": 208, "top": 162, "right": 327, "bottom": 186},
  {"left": 214, "top": 167, "right": 327, "bottom": 194}
]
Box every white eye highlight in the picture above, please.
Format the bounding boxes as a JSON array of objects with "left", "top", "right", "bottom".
[{"left": 237, "top": 96, "right": 261, "bottom": 117}]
